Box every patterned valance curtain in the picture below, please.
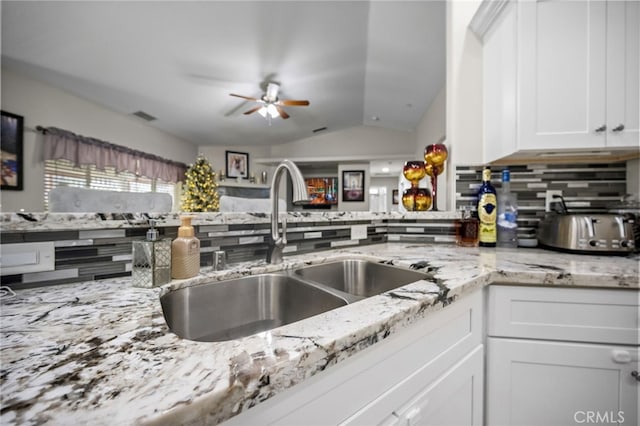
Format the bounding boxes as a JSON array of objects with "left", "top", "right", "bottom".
[{"left": 40, "top": 126, "right": 187, "bottom": 183}]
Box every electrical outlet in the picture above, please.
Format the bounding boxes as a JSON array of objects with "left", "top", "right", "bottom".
[
  {"left": 545, "top": 190, "right": 563, "bottom": 212},
  {"left": 0, "top": 242, "right": 55, "bottom": 275}
]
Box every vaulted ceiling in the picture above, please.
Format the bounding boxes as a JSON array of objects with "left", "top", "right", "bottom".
[{"left": 1, "top": 1, "right": 445, "bottom": 147}]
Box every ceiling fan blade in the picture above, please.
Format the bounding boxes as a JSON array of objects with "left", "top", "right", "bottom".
[
  {"left": 243, "top": 106, "right": 263, "bottom": 115},
  {"left": 230, "top": 93, "right": 259, "bottom": 102},
  {"left": 277, "top": 99, "right": 310, "bottom": 106},
  {"left": 275, "top": 105, "right": 290, "bottom": 119}
]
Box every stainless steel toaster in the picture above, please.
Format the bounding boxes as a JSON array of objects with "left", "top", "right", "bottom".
[{"left": 537, "top": 213, "right": 636, "bottom": 254}]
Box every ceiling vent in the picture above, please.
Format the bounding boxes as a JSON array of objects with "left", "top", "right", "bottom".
[{"left": 132, "top": 111, "right": 157, "bottom": 122}]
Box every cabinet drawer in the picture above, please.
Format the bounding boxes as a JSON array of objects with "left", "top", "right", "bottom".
[{"left": 488, "top": 285, "right": 640, "bottom": 345}]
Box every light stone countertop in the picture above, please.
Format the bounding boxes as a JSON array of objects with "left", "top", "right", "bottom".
[
  {"left": 1, "top": 243, "right": 638, "bottom": 425},
  {"left": 0, "top": 211, "right": 459, "bottom": 232}
]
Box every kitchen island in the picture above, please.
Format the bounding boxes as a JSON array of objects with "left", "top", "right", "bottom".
[{"left": 1, "top": 243, "right": 638, "bottom": 425}]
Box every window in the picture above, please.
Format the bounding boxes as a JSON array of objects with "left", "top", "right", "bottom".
[{"left": 44, "top": 159, "right": 179, "bottom": 211}]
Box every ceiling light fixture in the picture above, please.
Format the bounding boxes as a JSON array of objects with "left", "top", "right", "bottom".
[
  {"left": 381, "top": 167, "right": 390, "bottom": 173},
  {"left": 256, "top": 83, "right": 284, "bottom": 125},
  {"left": 257, "top": 103, "right": 280, "bottom": 125}
]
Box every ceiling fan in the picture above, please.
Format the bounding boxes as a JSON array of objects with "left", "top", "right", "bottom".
[{"left": 229, "top": 82, "right": 309, "bottom": 122}]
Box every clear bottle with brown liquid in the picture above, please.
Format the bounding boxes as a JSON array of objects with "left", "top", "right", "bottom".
[
  {"left": 171, "top": 216, "right": 200, "bottom": 279},
  {"left": 456, "top": 206, "right": 479, "bottom": 247}
]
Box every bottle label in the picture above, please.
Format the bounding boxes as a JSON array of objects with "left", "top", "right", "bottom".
[
  {"left": 187, "top": 240, "right": 200, "bottom": 256},
  {"left": 478, "top": 193, "right": 497, "bottom": 243}
]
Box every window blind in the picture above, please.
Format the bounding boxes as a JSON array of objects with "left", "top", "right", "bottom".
[{"left": 44, "top": 159, "right": 178, "bottom": 211}]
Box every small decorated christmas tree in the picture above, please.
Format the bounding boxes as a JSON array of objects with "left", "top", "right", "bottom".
[{"left": 180, "top": 155, "right": 220, "bottom": 212}]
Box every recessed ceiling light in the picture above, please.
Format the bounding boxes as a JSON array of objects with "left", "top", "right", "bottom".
[{"left": 381, "top": 167, "right": 390, "bottom": 173}]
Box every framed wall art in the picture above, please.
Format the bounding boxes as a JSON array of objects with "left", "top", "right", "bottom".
[
  {"left": 1, "top": 110, "right": 24, "bottom": 191},
  {"left": 342, "top": 170, "right": 365, "bottom": 202},
  {"left": 392, "top": 189, "right": 399, "bottom": 205},
  {"left": 225, "top": 150, "right": 249, "bottom": 179}
]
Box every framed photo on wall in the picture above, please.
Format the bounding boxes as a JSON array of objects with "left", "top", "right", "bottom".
[
  {"left": 392, "top": 189, "right": 399, "bottom": 205},
  {"left": 342, "top": 170, "right": 365, "bottom": 202},
  {"left": 1, "top": 110, "right": 24, "bottom": 191},
  {"left": 225, "top": 150, "right": 249, "bottom": 179}
]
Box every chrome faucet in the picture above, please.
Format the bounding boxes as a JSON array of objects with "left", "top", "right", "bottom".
[{"left": 267, "top": 160, "right": 309, "bottom": 264}]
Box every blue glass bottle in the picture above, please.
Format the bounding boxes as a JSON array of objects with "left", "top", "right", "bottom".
[{"left": 477, "top": 167, "right": 497, "bottom": 247}]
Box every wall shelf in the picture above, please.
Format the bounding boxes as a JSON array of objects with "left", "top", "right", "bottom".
[{"left": 218, "top": 181, "right": 269, "bottom": 189}]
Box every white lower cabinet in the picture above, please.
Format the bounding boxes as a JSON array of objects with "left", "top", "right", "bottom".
[
  {"left": 486, "top": 285, "right": 640, "bottom": 426},
  {"left": 487, "top": 338, "right": 638, "bottom": 426},
  {"left": 381, "top": 346, "right": 483, "bottom": 426},
  {"left": 225, "top": 285, "right": 639, "bottom": 426},
  {"left": 224, "top": 290, "right": 483, "bottom": 426}
]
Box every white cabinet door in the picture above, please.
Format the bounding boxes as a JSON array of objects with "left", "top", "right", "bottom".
[
  {"left": 486, "top": 338, "right": 639, "bottom": 426},
  {"left": 606, "top": 0, "right": 640, "bottom": 148},
  {"left": 393, "top": 346, "right": 484, "bottom": 426},
  {"left": 518, "top": 0, "right": 607, "bottom": 151},
  {"left": 224, "top": 291, "right": 483, "bottom": 426}
]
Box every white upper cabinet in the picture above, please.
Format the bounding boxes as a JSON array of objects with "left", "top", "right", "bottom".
[
  {"left": 518, "top": 0, "right": 606, "bottom": 151},
  {"left": 606, "top": 0, "right": 640, "bottom": 148},
  {"left": 476, "top": 0, "right": 639, "bottom": 163}
]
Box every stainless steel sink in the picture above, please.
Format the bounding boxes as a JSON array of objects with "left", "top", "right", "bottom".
[
  {"left": 160, "top": 274, "right": 348, "bottom": 342},
  {"left": 294, "top": 259, "right": 427, "bottom": 297}
]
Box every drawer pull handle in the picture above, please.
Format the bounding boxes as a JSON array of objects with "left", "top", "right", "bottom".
[
  {"left": 595, "top": 125, "right": 607, "bottom": 132},
  {"left": 632, "top": 371, "right": 640, "bottom": 382},
  {"left": 612, "top": 350, "right": 638, "bottom": 364},
  {"left": 612, "top": 124, "right": 625, "bottom": 132}
]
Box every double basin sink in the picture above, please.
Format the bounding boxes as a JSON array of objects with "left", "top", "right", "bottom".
[{"left": 160, "top": 259, "right": 428, "bottom": 342}]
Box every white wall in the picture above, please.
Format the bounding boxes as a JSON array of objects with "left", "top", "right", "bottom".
[
  {"left": 446, "top": 0, "right": 483, "bottom": 166},
  {"left": 269, "top": 125, "right": 416, "bottom": 160},
  {"left": 414, "top": 85, "right": 448, "bottom": 209},
  {"left": 446, "top": 0, "right": 483, "bottom": 210},
  {"left": 198, "top": 145, "right": 274, "bottom": 183},
  {"left": 1, "top": 68, "right": 198, "bottom": 212},
  {"left": 414, "top": 85, "right": 446, "bottom": 159}
]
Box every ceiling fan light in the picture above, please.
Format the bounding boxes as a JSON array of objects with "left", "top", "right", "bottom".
[
  {"left": 267, "top": 104, "right": 280, "bottom": 118},
  {"left": 257, "top": 106, "right": 268, "bottom": 118}
]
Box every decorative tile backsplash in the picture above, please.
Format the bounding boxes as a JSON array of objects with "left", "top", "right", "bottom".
[
  {"left": 1, "top": 160, "right": 630, "bottom": 290},
  {"left": 455, "top": 162, "right": 628, "bottom": 239},
  {"left": 0, "top": 212, "right": 457, "bottom": 289}
]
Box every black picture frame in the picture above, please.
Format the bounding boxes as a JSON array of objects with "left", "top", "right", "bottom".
[
  {"left": 392, "top": 189, "right": 399, "bottom": 205},
  {"left": 342, "top": 170, "right": 365, "bottom": 202},
  {"left": 225, "top": 150, "right": 249, "bottom": 179},
  {"left": 1, "top": 110, "right": 24, "bottom": 191}
]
